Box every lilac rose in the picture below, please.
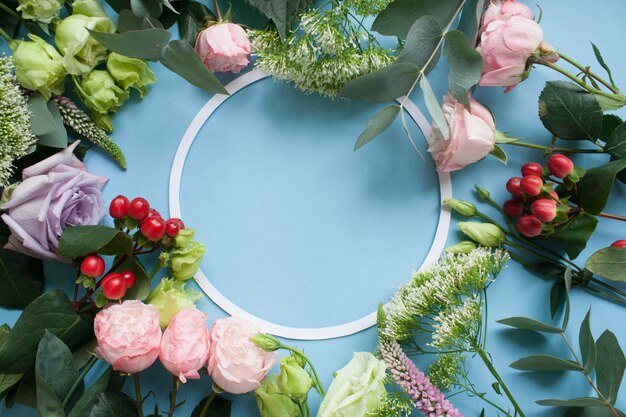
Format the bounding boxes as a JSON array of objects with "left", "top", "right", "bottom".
[{"left": 1, "top": 141, "right": 107, "bottom": 262}]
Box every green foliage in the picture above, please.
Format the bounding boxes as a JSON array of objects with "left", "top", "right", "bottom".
[
  {"left": 179, "top": 1, "right": 216, "bottom": 47},
  {"left": 605, "top": 120, "right": 626, "bottom": 161},
  {"left": 456, "top": 0, "right": 484, "bottom": 43},
  {"left": 115, "top": 255, "right": 150, "bottom": 300},
  {"left": 420, "top": 76, "right": 449, "bottom": 138},
  {"left": 59, "top": 225, "right": 134, "bottom": 258},
  {"left": 354, "top": 105, "right": 400, "bottom": 151},
  {"left": 443, "top": 30, "right": 482, "bottom": 107},
  {"left": 395, "top": 15, "right": 442, "bottom": 70},
  {"left": 509, "top": 355, "right": 584, "bottom": 372},
  {"left": 596, "top": 331, "right": 625, "bottom": 404},
  {"left": 68, "top": 369, "right": 112, "bottom": 417},
  {"left": 578, "top": 158, "right": 626, "bottom": 214},
  {"left": 245, "top": 0, "right": 315, "bottom": 40},
  {"left": 89, "top": 28, "right": 171, "bottom": 59},
  {"left": 89, "top": 392, "right": 139, "bottom": 417},
  {"left": 340, "top": 62, "right": 419, "bottom": 102},
  {"left": 586, "top": 247, "right": 626, "bottom": 282},
  {"left": 371, "top": 0, "right": 461, "bottom": 38},
  {"left": 191, "top": 395, "right": 232, "bottom": 417},
  {"left": 579, "top": 309, "right": 596, "bottom": 374},
  {"left": 497, "top": 317, "right": 562, "bottom": 334},
  {"left": 0, "top": 234, "right": 44, "bottom": 310},
  {"left": 550, "top": 213, "right": 598, "bottom": 259}
]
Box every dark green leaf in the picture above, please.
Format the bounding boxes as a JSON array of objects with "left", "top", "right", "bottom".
[
  {"left": 594, "top": 94, "right": 626, "bottom": 112},
  {"left": 89, "top": 392, "right": 138, "bottom": 417},
  {"left": 565, "top": 406, "right": 626, "bottom": 417},
  {"left": 159, "top": 40, "right": 229, "bottom": 94},
  {"left": 118, "top": 10, "right": 163, "bottom": 32},
  {"left": 395, "top": 15, "right": 442, "bottom": 71},
  {"left": 497, "top": 317, "right": 562, "bottom": 333},
  {"left": 599, "top": 115, "right": 623, "bottom": 141},
  {"left": 563, "top": 267, "right": 572, "bottom": 331},
  {"left": 156, "top": 1, "right": 181, "bottom": 29},
  {"left": 523, "top": 261, "right": 566, "bottom": 278},
  {"left": 444, "top": 30, "right": 482, "bottom": 107},
  {"left": 605, "top": 121, "right": 626, "bottom": 161},
  {"left": 35, "top": 373, "right": 65, "bottom": 417},
  {"left": 420, "top": 76, "right": 449, "bottom": 138},
  {"left": 245, "top": 0, "right": 314, "bottom": 40},
  {"left": 0, "top": 373, "right": 21, "bottom": 399},
  {"left": 68, "top": 369, "right": 112, "bottom": 417},
  {"left": 28, "top": 94, "right": 57, "bottom": 136},
  {"left": 59, "top": 226, "right": 134, "bottom": 258},
  {"left": 37, "top": 101, "right": 68, "bottom": 148},
  {"left": 88, "top": 28, "right": 171, "bottom": 59},
  {"left": 537, "top": 397, "right": 609, "bottom": 407},
  {"left": 117, "top": 256, "right": 150, "bottom": 300},
  {"left": 0, "top": 235, "right": 44, "bottom": 310},
  {"left": 130, "top": 0, "right": 162, "bottom": 18},
  {"left": 579, "top": 308, "right": 596, "bottom": 375},
  {"left": 72, "top": 339, "right": 98, "bottom": 370},
  {"left": 190, "top": 395, "right": 232, "bottom": 417},
  {"left": 371, "top": 0, "right": 461, "bottom": 38},
  {"left": 339, "top": 62, "right": 419, "bottom": 102},
  {"left": 491, "top": 382, "right": 501, "bottom": 395},
  {"left": 457, "top": 0, "right": 485, "bottom": 43},
  {"left": 104, "top": 0, "right": 130, "bottom": 13},
  {"left": 489, "top": 144, "right": 507, "bottom": 165},
  {"left": 538, "top": 81, "right": 603, "bottom": 141},
  {"left": 510, "top": 355, "right": 584, "bottom": 372},
  {"left": 550, "top": 281, "right": 565, "bottom": 319},
  {"left": 596, "top": 330, "right": 625, "bottom": 404},
  {"left": 354, "top": 105, "right": 400, "bottom": 151},
  {"left": 551, "top": 213, "right": 598, "bottom": 259},
  {"left": 591, "top": 42, "right": 616, "bottom": 88},
  {"left": 36, "top": 332, "right": 78, "bottom": 401},
  {"left": 0, "top": 290, "right": 93, "bottom": 374},
  {"left": 179, "top": 1, "right": 216, "bottom": 47},
  {"left": 586, "top": 247, "right": 626, "bottom": 282},
  {"left": 7, "top": 373, "right": 37, "bottom": 408},
  {"left": 578, "top": 158, "right": 626, "bottom": 214}
]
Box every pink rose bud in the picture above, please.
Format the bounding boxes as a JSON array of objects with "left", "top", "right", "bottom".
[
  {"left": 95, "top": 300, "right": 162, "bottom": 374},
  {"left": 159, "top": 309, "right": 211, "bottom": 383},
  {"left": 426, "top": 93, "right": 496, "bottom": 172},
  {"left": 194, "top": 23, "right": 252, "bottom": 74},
  {"left": 207, "top": 317, "right": 277, "bottom": 394}
]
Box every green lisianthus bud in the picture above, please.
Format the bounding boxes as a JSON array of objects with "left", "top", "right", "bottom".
[
  {"left": 443, "top": 198, "right": 476, "bottom": 217},
  {"left": 17, "top": 0, "right": 63, "bottom": 23},
  {"left": 72, "top": 0, "right": 109, "bottom": 17},
  {"left": 9, "top": 35, "right": 66, "bottom": 99},
  {"left": 458, "top": 222, "right": 505, "bottom": 247},
  {"left": 255, "top": 376, "right": 299, "bottom": 417},
  {"left": 445, "top": 241, "right": 477, "bottom": 254},
  {"left": 80, "top": 70, "right": 129, "bottom": 115},
  {"left": 146, "top": 278, "right": 201, "bottom": 328},
  {"left": 173, "top": 228, "right": 195, "bottom": 249},
  {"left": 55, "top": 13, "right": 115, "bottom": 75},
  {"left": 250, "top": 333, "right": 282, "bottom": 352},
  {"left": 474, "top": 185, "right": 491, "bottom": 201},
  {"left": 277, "top": 356, "right": 313, "bottom": 401},
  {"left": 170, "top": 241, "right": 207, "bottom": 280},
  {"left": 107, "top": 53, "right": 156, "bottom": 97}
]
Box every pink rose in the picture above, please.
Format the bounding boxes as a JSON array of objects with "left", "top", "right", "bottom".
[
  {"left": 1, "top": 141, "right": 107, "bottom": 262},
  {"left": 95, "top": 300, "right": 162, "bottom": 374},
  {"left": 159, "top": 309, "right": 211, "bottom": 383},
  {"left": 426, "top": 93, "right": 496, "bottom": 172},
  {"left": 207, "top": 317, "right": 277, "bottom": 394},
  {"left": 194, "top": 23, "right": 251, "bottom": 74},
  {"left": 477, "top": 0, "right": 544, "bottom": 90}
]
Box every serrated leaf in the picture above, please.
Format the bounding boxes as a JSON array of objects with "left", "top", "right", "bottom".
[
  {"left": 354, "top": 105, "right": 400, "bottom": 151},
  {"left": 605, "top": 121, "right": 626, "bottom": 161},
  {"left": 537, "top": 397, "right": 609, "bottom": 407},
  {"left": 551, "top": 213, "right": 598, "bottom": 259},
  {"left": 339, "top": 62, "right": 420, "bottom": 103},
  {"left": 510, "top": 355, "right": 584, "bottom": 372},
  {"left": 596, "top": 330, "right": 625, "bottom": 404},
  {"left": 586, "top": 247, "right": 626, "bottom": 282},
  {"left": 59, "top": 226, "right": 133, "bottom": 258},
  {"left": 498, "top": 317, "right": 562, "bottom": 333},
  {"left": 89, "top": 28, "right": 171, "bottom": 59},
  {"left": 444, "top": 30, "right": 482, "bottom": 107},
  {"left": 245, "top": 0, "right": 314, "bottom": 40},
  {"left": 371, "top": 0, "right": 461, "bottom": 38},
  {"left": 179, "top": 1, "right": 216, "bottom": 47},
  {"left": 395, "top": 15, "right": 442, "bottom": 71},
  {"left": 420, "top": 76, "right": 449, "bottom": 139},
  {"left": 578, "top": 158, "right": 626, "bottom": 214},
  {"left": 579, "top": 308, "right": 596, "bottom": 375}
]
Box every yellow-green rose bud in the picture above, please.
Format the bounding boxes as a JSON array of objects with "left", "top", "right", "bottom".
[
  {"left": 107, "top": 53, "right": 156, "bottom": 97},
  {"left": 173, "top": 228, "right": 195, "bottom": 249},
  {"left": 146, "top": 278, "right": 201, "bottom": 328},
  {"left": 9, "top": 35, "right": 66, "bottom": 99},
  {"left": 443, "top": 198, "right": 476, "bottom": 217},
  {"left": 458, "top": 222, "right": 505, "bottom": 247},
  {"left": 71, "top": 0, "right": 109, "bottom": 17},
  {"left": 80, "top": 70, "right": 129, "bottom": 115},
  {"left": 17, "top": 0, "right": 63, "bottom": 23},
  {"left": 170, "top": 241, "right": 207, "bottom": 280},
  {"left": 55, "top": 13, "right": 115, "bottom": 75},
  {"left": 445, "top": 241, "right": 477, "bottom": 254},
  {"left": 250, "top": 333, "right": 282, "bottom": 352},
  {"left": 277, "top": 356, "right": 313, "bottom": 401},
  {"left": 255, "top": 376, "right": 299, "bottom": 417}
]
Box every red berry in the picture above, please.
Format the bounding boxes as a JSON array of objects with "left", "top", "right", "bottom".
[
  {"left": 128, "top": 198, "right": 150, "bottom": 220},
  {"left": 611, "top": 240, "right": 626, "bottom": 248},
  {"left": 547, "top": 154, "right": 574, "bottom": 178},
  {"left": 101, "top": 273, "right": 127, "bottom": 300},
  {"left": 520, "top": 175, "right": 544, "bottom": 196},
  {"left": 549, "top": 190, "right": 559, "bottom": 201},
  {"left": 121, "top": 271, "right": 136, "bottom": 288},
  {"left": 109, "top": 195, "right": 129, "bottom": 219},
  {"left": 531, "top": 199, "right": 557, "bottom": 222},
  {"left": 143, "top": 208, "right": 162, "bottom": 221},
  {"left": 140, "top": 216, "right": 166, "bottom": 241},
  {"left": 517, "top": 215, "right": 543, "bottom": 238},
  {"left": 506, "top": 177, "right": 524, "bottom": 197},
  {"left": 165, "top": 220, "right": 180, "bottom": 237},
  {"left": 80, "top": 255, "right": 105, "bottom": 278},
  {"left": 503, "top": 199, "right": 524, "bottom": 217},
  {"left": 521, "top": 162, "right": 543, "bottom": 177},
  {"left": 168, "top": 218, "right": 185, "bottom": 230}
]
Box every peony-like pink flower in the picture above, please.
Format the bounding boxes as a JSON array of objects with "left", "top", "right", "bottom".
[
  {"left": 159, "top": 309, "right": 211, "bottom": 383},
  {"left": 207, "top": 317, "right": 277, "bottom": 394},
  {"left": 95, "top": 300, "right": 162, "bottom": 374},
  {"left": 1, "top": 141, "right": 107, "bottom": 262},
  {"left": 194, "top": 23, "right": 252, "bottom": 74},
  {"left": 426, "top": 93, "right": 496, "bottom": 172},
  {"left": 477, "top": 0, "right": 545, "bottom": 91}
]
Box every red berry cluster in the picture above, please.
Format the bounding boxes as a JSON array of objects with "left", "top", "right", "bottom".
[
  {"left": 503, "top": 155, "right": 577, "bottom": 238},
  {"left": 79, "top": 254, "right": 136, "bottom": 300},
  {"left": 109, "top": 195, "right": 185, "bottom": 242},
  {"left": 612, "top": 240, "right": 626, "bottom": 248}
]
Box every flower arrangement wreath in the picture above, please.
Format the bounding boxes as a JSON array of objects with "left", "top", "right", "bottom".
[{"left": 0, "top": 1, "right": 625, "bottom": 417}]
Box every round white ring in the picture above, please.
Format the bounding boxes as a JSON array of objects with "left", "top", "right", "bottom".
[{"left": 169, "top": 69, "right": 452, "bottom": 340}]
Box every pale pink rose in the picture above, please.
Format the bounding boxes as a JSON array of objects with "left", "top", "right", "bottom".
[
  {"left": 480, "top": 0, "right": 533, "bottom": 32},
  {"left": 207, "top": 317, "right": 277, "bottom": 394},
  {"left": 95, "top": 300, "right": 162, "bottom": 374},
  {"left": 426, "top": 94, "right": 496, "bottom": 172},
  {"left": 159, "top": 309, "right": 211, "bottom": 383},
  {"left": 194, "top": 23, "right": 251, "bottom": 74}
]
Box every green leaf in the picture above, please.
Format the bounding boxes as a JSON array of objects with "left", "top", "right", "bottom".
[
  {"left": 103, "top": 0, "right": 130, "bottom": 13},
  {"left": 497, "top": 317, "right": 562, "bottom": 333},
  {"left": 117, "top": 10, "right": 163, "bottom": 32},
  {"left": 600, "top": 115, "right": 623, "bottom": 141},
  {"left": 551, "top": 213, "right": 598, "bottom": 259},
  {"left": 179, "top": 1, "right": 215, "bottom": 47},
  {"left": 510, "top": 355, "right": 584, "bottom": 372},
  {"left": 89, "top": 391, "right": 138, "bottom": 417},
  {"left": 0, "top": 290, "right": 93, "bottom": 374},
  {"left": 59, "top": 226, "right": 133, "bottom": 258},
  {"left": 594, "top": 94, "right": 626, "bottom": 112},
  {"left": 489, "top": 144, "right": 507, "bottom": 165},
  {"left": 550, "top": 281, "right": 565, "bottom": 319},
  {"left": 565, "top": 407, "right": 626, "bottom": 417},
  {"left": 159, "top": 40, "right": 229, "bottom": 94},
  {"left": 586, "top": 247, "right": 626, "bottom": 282},
  {"left": 35, "top": 373, "right": 65, "bottom": 417},
  {"left": 537, "top": 397, "right": 609, "bottom": 407},
  {"left": 457, "top": 0, "right": 485, "bottom": 43},
  {"left": 538, "top": 81, "right": 603, "bottom": 141},
  {"left": 130, "top": 0, "right": 162, "bottom": 18},
  {"left": 395, "top": 15, "right": 442, "bottom": 71},
  {"left": 420, "top": 76, "right": 449, "bottom": 138},
  {"left": 444, "top": 30, "right": 482, "bottom": 107},
  {"left": 190, "top": 395, "right": 232, "bottom": 417},
  {"left": 28, "top": 94, "right": 57, "bottom": 136},
  {"left": 339, "top": 62, "right": 419, "bottom": 102},
  {"left": 604, "top": 121, "right": 626, "bottom": 161},
  {"left": 591, "top": 42, "right": 616, "bottom": 88},
  {"left": 0, "top": 373, "right": 22, "bottom": 400},
  {"left": 117, "top": 256, "right": 150, "bottom": 300},
  {"left": 68, "top": 369, "right": 112, "bottom": 417},
  {"left": 578, "top": 158, "right": 626, "bottom": 214},
  {"left": 37, "top": 101, "right": 68, "bottom": 148},
  {"left": 354, "top": 105, "right": 400, "bottom": 151},
  {"left": 579, "top": 308, "right": 596, "bottom": 375},
  {"left": 245, "top": 0, "right": 314, "bottom": 40},
  {"left": 88, "top": 28, "right": 171, "bottom": 59},
  {"left": 6, "top": 373, "right": 37, "bottom": 408},
  {"left": 595, "top": 330, "right": 625, "bottom": 404},
  {"left": 0, "top": 235, "right": 44, "bottom": 310},
  {"left": 563, "top": 267, "right": 572, "bottom": 331},
  {"left": 371, "top": 0, "right": 461, "bottom": 38}
]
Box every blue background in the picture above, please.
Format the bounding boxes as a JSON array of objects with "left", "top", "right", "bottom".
[{"left": 2, "top": 0, "right": 626, "bottom": 415}]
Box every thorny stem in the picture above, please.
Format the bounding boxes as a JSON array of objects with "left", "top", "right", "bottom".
[
  {"left": 134, "top": 373, "right": 144, "bottom": 417},
  {"left": 557, "top": 51, "right": 620, "bottom": 93}
]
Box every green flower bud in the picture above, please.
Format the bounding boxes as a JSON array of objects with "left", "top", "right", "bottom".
[
  {"left": 55, "top": 13, "right": 115, "bottom": 75},
  {"left": 458, "top": 222, "right": 505, "bottom": 247},
  {"left": 72, "top": 0, "right": 109, "bottom": 17},
  {"left": 474, "top": 185, "right": 491, "bottom": 201},
  {"left": 107, "top": 53, "right": 157, "bottom": 97},
  {"left": 445, "top": 241, "right": 477, "bottom": 254},
  {"left": 255, "top": 376, "right": 299, "bottom": 417},
  {"left": 170, "top": 241, "right": 207, "bottom": 280},
  {"left": 146, "top": 278, "right": 201, "bottom": 328},
  {"left": 443, "top": 198, "right": 476, "bottom": 217},
  {"left": 173, "top": 228, "right": 195, "bottom": 249},
  {"left": 250, "top": 333, "right": 282, "bottom": 352},
  {"left": 277, "top": 356, "right": 313, "bottom": 401},
  {"left": 80, "top": 70, "right": 129, "bottom": 115},
  {"left": 17, "top": 0, "right": 63, "bottom": 23},
  {"left": 9, "top": 35, "right": 66, "bottom": 99}
]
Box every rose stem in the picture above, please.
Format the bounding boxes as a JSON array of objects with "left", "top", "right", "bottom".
[
  {"left": 168, "top": 377, "right": 180, "bottom": 417},
  {"left": 213, "top": 0, "right": 222, "bottom": 22},
  {"left": 134, "top": 373, "right": 144, "bottom": 417},
  {"left": 590, "top": 277, "right": 626, "bottom": 299},
  {"left": 148, "top": 261, "right": 161, "bottom": 281},
  {"left": 0, "top": 3, "right": 19, "bottom": 20},
  {"left": 557, "top": 51, "right": 619, "bottom": 93},
  {"left": 597, "top": 212, "right": 626, "bottom": 221},
  {"left": 504, "top": 140, "right": 605, "bottom": 154},
  {"left": 197, "top": 391, "right": 217, "bottom": 417},
  {"left": 539, "top": 61, "right": 623, "bottom": 102}
]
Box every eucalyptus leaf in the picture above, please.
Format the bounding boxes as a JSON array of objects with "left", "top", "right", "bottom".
[
  {"left": 579, "top": 308, "right": 596, "bottom": 375},
  {"left": 88, "top": 28, "right": 171, "bottom": 59},
  {"left": 59, "top": 226, "right": 134, "bottom": 258},
  {"left": 28, "top": 94, "right": 56, "bottom": 136},
  {"left": 550, "top": 213, "right": 598, "bottom": 259},
  {"left": 420, "top": 76, "right": 449, "bottom": 138},
  {"left": 565, "top": 406, "right": 626, "bottom": 417},
  {"left": 37, "top": 101, "right": 68, "bottom": 148},
  {"left": 536, "top": 397, "right": 609, "bottom": 407},
  {"left": 497, "top": 317, "right": 562, "bottom": 333},
  {"left": 339, "top": 62, "right": 419, "bottom": 102},
  {"left": 444, "top": 30, "right": 482, "bottom": 107},
  {"left": 130, "top": 0, "right": 162, "bottom": 18},
  {"left": 586, "top": 247, "right": 626, "bottom": 282},
  {"left": 245, "top": 0, "right": 314, "bottom": 40},
  {"left": 179, "top": 1, "right": 216, "bottom": 47},
  {"left": 563, "top": 267, "right": 572, "bottom": 331},
  {"left": 0, "top": 235, "right": 44, "bottom": 310},
  {"left": 595, "top": 330, "right": 625, "bottom": 404},
  {"left": 457, "top": 0, "right": 484, "bottom": 44},
  {"left": 354, "top": 105, "right": 400, "bottom": 151},
  {"left": 36, "top": 373, "right": 65, "bottom": 417},
  {"left": 371, "top": 0, "right": 461, "bottom": 38},
  {"left": 103, "top": 0, "right": 130, "bottom": 13},
  {"left": 118, "top": 10, "right": 163, "bottom": 32},
  {"left": 395, "top": 15, "right": 442, "bottom": 71},
  {"left": 89, "top": 391, "right": 138, "bottom": 417},
  {"left": 578, "top": 158, "right": 626, "bottom": 214},
  {"left": 510, "top": 355, "right": 584, "bottom": 372},
  {"left": 600, "top": 115, "right": 623, "bottom": 141}
]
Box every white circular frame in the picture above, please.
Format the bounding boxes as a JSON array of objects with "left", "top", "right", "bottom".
[{"left": 169, "top": 69, "right": 452, "bottom": 340}]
